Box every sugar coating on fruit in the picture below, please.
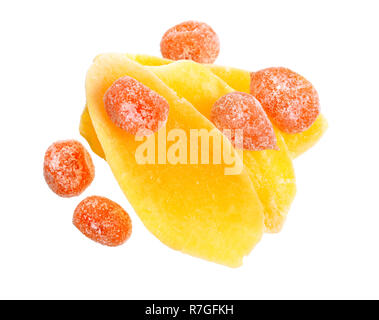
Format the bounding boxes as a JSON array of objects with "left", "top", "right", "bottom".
[
  {"left": 104, "top": 76, "right": 169, "bottom": 136},
  {"left": 73, "top": 196, "right": 132, "bottom": 247},
  {"left": 160, "top": 21, "right": 220, "bottom": 64},
  {"left": 210, "top": 92, "right": 278, "bottom": 151},
  {"left": 250, "top": 67, "right": 320, "bottom": 134},
  {"left": 43, "top": 140, "right": 95, "bottom": 197}
]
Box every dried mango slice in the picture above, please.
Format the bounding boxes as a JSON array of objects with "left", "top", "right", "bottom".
[
  {"left": 125, "top": 53, "right": 172, "bottom": 66},
  {"left": 207, "top": 64, "right": 251, "bottom": 94},
  {"left": 79, "top": 106, "right": 105, "bottom": 159},
  {"left": 281, "top": 114, "right": 328, "bottom": 158},
  {"left": 148, "top": 61, "right": 296, "bottom": 232},
  {"left": 86, "top": 53, "right": 264, "bottom": 267}
]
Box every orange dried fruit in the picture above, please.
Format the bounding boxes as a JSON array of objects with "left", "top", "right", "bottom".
[
  {"left": 104, "top": 76, "right": 169, "bottom": 136},
  {"left": 73, "top": 196, "right": 132, "bottom": 247},
  {"left": 43, "top": 140, "right": 94, "bottom": 197},
  {"left": 211, "top": 92, "right": 278, "bottom": 151},
  {"left": 160, "top": 21, "right": 220, "bottom": 64},
  {"left": 250, "top": 67, "right": 320, "bottom": 134}
]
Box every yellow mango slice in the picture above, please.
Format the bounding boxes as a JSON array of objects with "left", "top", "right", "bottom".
[
  {"left": 86, "top": 53, "right": 264, "bottom": 267},
  {"left": 125, "top": 54, "right": 251, "bottom": 93},
  {"left": 79, "top": 107, "right": 105, "bottom": 159},
  {"left": 148, "top": 61, "right": 296, "bottom": 233},
  {"left": 207, "top": 64, "right": 251, "bottom": 94},
  {"left": 125, "top": 53, "right": 172, "bottom": 66},
  {"left": 280, "top": 114, "right": 328, "bottom": 158}
]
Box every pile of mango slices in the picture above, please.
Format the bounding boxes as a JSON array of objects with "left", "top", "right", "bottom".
[{"left": 80, "top": 53, "right": 327, "bottom": 267}]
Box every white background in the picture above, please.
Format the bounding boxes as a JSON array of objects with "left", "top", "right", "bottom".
[{"left": 0, "top": 0, "right": 378, "bottom": 299}]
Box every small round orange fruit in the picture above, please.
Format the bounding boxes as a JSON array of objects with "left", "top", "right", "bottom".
[
  {"left": 104, "top": 76, "right": 169, "bottom": 136},
  {"left": 73, "top": 196, "right": 132, "bottom": 247},
  {"left": 160, "top": 21, "right": 220, "bottom": 64},
  {"left": 211, "top": 92, "right": 278, "bottom": 151},
  {"left": 43, "top": 140, "right": 94, "bottom": 197},
  {"left": 250, "top": 67, "right": 320, "bottom": 134}
]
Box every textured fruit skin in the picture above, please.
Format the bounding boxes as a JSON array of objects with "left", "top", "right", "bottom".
[
  {"left": 86, "top": 54, "right": 264, "bottom": 267},
  {"left": 43, "top": 140, "right": 94, "bottom": 197},
  {"left": 160, "top": 21, "right": 220, "bottom": 64},
  {"left": 250, "top": 67, "right": 320, "bottom": 134},
  {"left": 104, "top": 76, "right": 169, "bottom": 136},
  {"left": 73, "top": 196, "right": 132, "bottom": 247},
  {"left": 211, "top": 92, "right": 278, "bottom": 151}
]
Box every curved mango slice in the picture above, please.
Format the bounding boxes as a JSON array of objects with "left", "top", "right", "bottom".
[
  {"left": 79, "top": 107, "right": 105, "bottom": 159},
  {"left": 281, "top": 114, "right": 328, "bottom": 158},
  {"left": 207, "top": 64, "right": 251, "bottom": 94},
  {"left": 86, "top": 53, "right": 264, "bottom": 267},
  {"left": 125, "top": 53, "right": 172, "bottom": 66},
  {"left": 148, "top": 61, "right": 296, "bottom": 232}
]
